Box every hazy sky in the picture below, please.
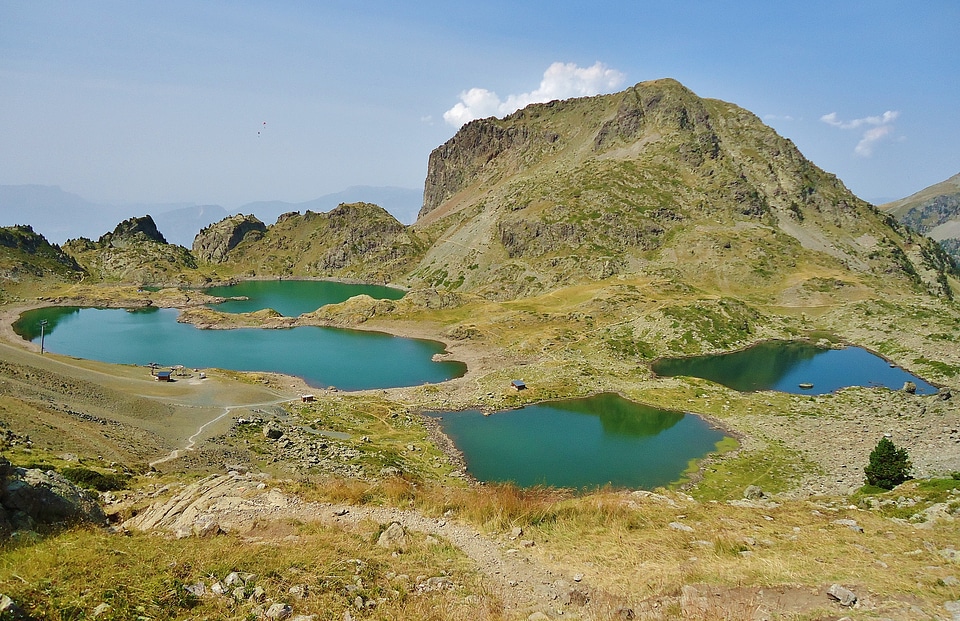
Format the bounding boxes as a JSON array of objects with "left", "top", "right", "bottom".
[{"left": 2, "top": 1, "right": 958, "bottom": 208}]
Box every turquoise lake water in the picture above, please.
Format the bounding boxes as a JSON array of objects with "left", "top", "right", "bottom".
[
  {"left": 14, "top": 305, "right": 465, "bottom": 391},
  {"left": 204, "top": 279, "right": 406, "bottom": 316},
  {"left": 651, "top": 340, "right": 937, "bottom": 395},
  {"left": 427, "top": 393, "right": 727, "bottom": 489}
]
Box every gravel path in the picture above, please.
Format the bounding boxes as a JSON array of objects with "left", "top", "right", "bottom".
[{"left": 123, "top": 473, "right": 585, "bottom": 618}]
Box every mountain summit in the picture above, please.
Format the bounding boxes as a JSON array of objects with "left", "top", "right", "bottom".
[{"left": 411, "top": 79, "right": 953, "bottom": 300}]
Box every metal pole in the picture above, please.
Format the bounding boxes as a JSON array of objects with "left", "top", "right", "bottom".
[{"left": 39, "top": 320, "right": 48, "bottom": 354}]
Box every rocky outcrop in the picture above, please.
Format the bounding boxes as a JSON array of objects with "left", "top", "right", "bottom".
[
  {"left": 420, "top": 120, "right": 541, "bottom": 220},
  {"left": 192, "top": 214, "right": 267, "bottom": 263},
  {"left": 0, "top": 457, "right": 106, "bottom": 534},
  {"left": 0, "top": 224, "right": 84, "bottom": 280},
  {"left": 90, "top": 215, "right": 169, "bottom": 248}
]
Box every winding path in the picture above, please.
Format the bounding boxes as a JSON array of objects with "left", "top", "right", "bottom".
[
  {"left": 123, "top": 472, "right": 587, "bottom": 617},
  {"left": 148, "top": 398, "right": 294, "bottom": 468}
]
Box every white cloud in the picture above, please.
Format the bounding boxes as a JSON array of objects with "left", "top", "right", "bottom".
[
  {"left": 820, "top": 110, "right": 900, "bottom": 156},
  {"left": 855, "top": 125, "right": 894, "bottom": 157},
  {"left": 443, "top": 61, "right": 626, "bottom": 127}
]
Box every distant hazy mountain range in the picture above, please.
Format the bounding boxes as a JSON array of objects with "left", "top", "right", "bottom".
[{"left": 0, "top": 184, "right": 423, "bottom": 247}]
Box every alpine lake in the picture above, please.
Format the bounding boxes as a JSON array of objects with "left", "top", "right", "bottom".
[
  {"left": 13, "top": 281, "right": 936, "bottom": 490},
  {"left": 652, "top": 339, "right": 938, "bottom": 396},
  {"left": 14, "top": 280, "right": 462, "bottom": 391}
]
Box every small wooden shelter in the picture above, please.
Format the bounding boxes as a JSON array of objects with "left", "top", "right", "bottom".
[{"left": 511, "top": 379, "right": 526, "bottom": 391}]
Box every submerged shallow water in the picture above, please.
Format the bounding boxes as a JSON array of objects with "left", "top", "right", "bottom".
[{"left": 426, "top": 393, "right": 728, "bottom": 489}]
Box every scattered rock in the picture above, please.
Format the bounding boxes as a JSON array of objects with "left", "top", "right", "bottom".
[
  {"left": 91, "top": 602, "right": 111, "bottom": 618},
  {"left": 184, "top": 582, "right": 206, "bottom": 597},
  {"left": 289, "top": 584, "right": 309, "bottom": 599},
  {"left": 527, "top": 613, "right": 550, "bottom": 621},
  {"left": 831, "top": 519, "right": 863, "bottom": 533},
  {"left": 902, "top": 381, "right": 917, "bottom": 394},
  {"left": 263, "top": 425, "right": 284, "bottom": 440},
  {"left": 669, "top": 521, "right": 695, "bottom": 533},
  {"left": 265, "top": 603, "right": 293, "bottom": 620},
  {"left": 377, "top": 522, "right": 409, "bottom": 550},
  {"left": 826, "top": 584, "right": 857, "bottom": 606},
  {"left": 744, "top": 485, "right": 765, "bottom": 500}
]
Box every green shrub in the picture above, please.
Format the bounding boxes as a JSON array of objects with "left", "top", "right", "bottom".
[
  {"left": 60, "top": 467, "right": 129, "bottom": 492},
  {"left": 864, "top": 437, "right": 911, "bottom": 490}
]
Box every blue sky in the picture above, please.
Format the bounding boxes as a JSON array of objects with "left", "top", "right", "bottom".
[{"left": 1, "top": 1, "right": 958, "bottom": 208}]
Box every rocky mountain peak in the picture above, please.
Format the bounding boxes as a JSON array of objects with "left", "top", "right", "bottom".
[
  {"left": 98, "top": 215, "right": 168, "bottom": 247},
  {"left": 411, "top": 78, "right": 955, "bottom": 300}
]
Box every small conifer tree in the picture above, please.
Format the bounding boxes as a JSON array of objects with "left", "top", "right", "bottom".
[{"left": 864, "top": 437, "right": 911, "bottom": 490}]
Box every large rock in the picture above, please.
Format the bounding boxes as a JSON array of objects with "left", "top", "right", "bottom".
[
  {"left": 0, "top": 458, "right": 106, "bottom": 532},
  {"left": 377, "top": 522, "right": 409, "bottom": 550}
]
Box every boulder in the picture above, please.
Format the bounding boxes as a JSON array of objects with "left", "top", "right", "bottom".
[
  {"left": 377, "top": 522, "right": 409, "bottom": 550},
  {"left": 0, "top": 458, "right": 106, "bottom": 532},
  {"left": 826, "top": 584, "right": 857, "bottom": 606},
  {"left": 265, "top": 603, "right": 292, "bottom": 620}
]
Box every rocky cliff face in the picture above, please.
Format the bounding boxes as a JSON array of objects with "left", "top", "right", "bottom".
[
  {"left": 413, "top": 79, "right": 955, "bottom": 300},
  {"left": 192, "top": 214, "right": 267, "bottom": 263}
]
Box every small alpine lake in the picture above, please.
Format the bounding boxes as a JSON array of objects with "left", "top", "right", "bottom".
[
  {"left": 652, "top": 340, "right": 937, "bottom": 395},
  {"left": 204, "top": 279, "right": 406, "bottom": 316},
  {"left": 426, "top": 393, "right": 729, "bottom": 490},
  {"left": 14, "top": 304, "right": 465, "bottom": 391}
]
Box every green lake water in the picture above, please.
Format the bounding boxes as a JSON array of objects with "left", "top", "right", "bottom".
[
  {"left": 652, "top": 340, "right": 937, "bottom": 395},
  {"left": 14, "top": 305, "right": 465, "bottom": 391},
  {"left": 426, "top": 393, "right": 728, "bottom": 489},
  {"left": 204, "top": 279, "right": 406, "bottom": 316}
]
